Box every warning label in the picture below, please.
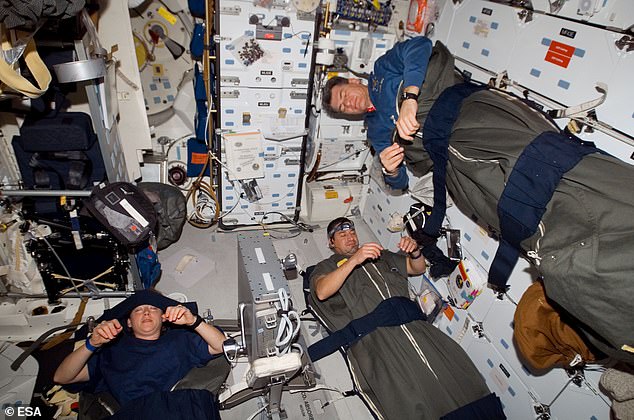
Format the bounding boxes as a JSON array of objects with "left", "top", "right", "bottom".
[{"left": 544, "top": 40, "right": 576, "bottom": 68}]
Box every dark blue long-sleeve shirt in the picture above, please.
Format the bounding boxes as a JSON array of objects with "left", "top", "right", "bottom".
[{"left": 366, "top": 36, "right": 433, "bottom": 189}]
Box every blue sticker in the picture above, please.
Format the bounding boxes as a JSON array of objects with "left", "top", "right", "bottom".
[{"left": 558, "top": 80, "right": 571, "bottom": 90}]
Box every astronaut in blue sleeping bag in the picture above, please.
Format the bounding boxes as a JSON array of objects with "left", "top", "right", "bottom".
[{"left": 54, "top": 290, "right": 227, "bottom": 419}]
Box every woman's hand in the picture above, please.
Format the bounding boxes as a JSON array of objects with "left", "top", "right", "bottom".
[
  {"left": 90, "top": 319, "right": 123, "bottom": 347},
  {"left": 163, "top": 305, "right": 196, "bottom": 326}
]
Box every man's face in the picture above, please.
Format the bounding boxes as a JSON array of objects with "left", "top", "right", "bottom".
[
  {"left": 127, "top": 304, "right": 163, "bottom": 339},
  {"left": 330, "top": 228, "right": 360, "bottom": 257},
  {"left": 329, "top": 79, "right": 371, "bottom": 115}
]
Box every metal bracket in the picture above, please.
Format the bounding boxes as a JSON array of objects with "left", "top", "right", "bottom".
[
  {"left": 548, "top": 0, "right": 566, "bottom": 14},
  {"left": 472, "top": 321, "right": 485, "bottom": 339},
  {"left": 615, "top": 35, "right": 634, "bottom": 52},
  {"left": 518, "top": 8, "right": 533, "bottom": 23},
  {"left": 533, "top": 403, "right": 551, "bottom": 420}
]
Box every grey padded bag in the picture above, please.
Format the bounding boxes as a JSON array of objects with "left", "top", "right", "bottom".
[{"left": 137, "top": 182, "right": 187, "bottom": 250}]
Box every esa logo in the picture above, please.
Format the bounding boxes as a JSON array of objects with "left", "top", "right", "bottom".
[{"left": 3, "top": 404, "right": 42, "bottom": 417}]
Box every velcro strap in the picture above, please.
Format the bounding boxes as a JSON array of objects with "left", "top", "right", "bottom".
[{"left": 489, "top": 131, "right": 600, "bottom": 288}]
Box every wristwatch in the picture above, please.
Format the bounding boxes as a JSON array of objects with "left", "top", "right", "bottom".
[
  {"left": 381, "top": 166, "right": 397, "bottom": 177},
  {"left": 401, "top": 91, "right": 419, "bottom": 102},
  {"left": 409, "top": 249, "right": 423, "bottom": 260}
]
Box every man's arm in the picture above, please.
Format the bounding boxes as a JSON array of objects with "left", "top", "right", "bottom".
[
  {"left": 54, "top": 319, "right": 123, "bottom": 384},
  {"left": 396, "top": 38, "right": 433, "bottom": 140},
  {"left": 374, "top": 37, "right": 433, "bottom": 91},
  {"left": 163, "top": 305, "right": 226, "bottom": 354},
  {"left": 396, "top": 236, "right": 427, "bottom": 275},
  {"left": 314, "top": 243, "right": 383, "bottom": 301}
]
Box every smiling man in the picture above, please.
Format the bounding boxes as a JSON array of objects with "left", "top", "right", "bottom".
[
  {"left": 308, "top": 217, "right": 503, "bottom": 419},
  {"left": 313, "top": 217, "right": 425, "bottom": 301}
]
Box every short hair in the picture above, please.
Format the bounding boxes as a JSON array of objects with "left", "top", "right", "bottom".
[
  {"left": 322, "top": 76, "right": 349, "bottom": 117},
  {"left": 327, "top": 217, "right": 354, "bottom": 240}
]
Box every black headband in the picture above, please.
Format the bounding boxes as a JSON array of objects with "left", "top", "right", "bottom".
[{"left": 328, "top": 220, "right": 355, "bottom": 239}]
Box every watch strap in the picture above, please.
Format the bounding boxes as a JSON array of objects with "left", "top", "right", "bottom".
[
  {"left": 85, "top": 336, "right": 98, "bottom": 352},
  {"left": 401, "top": 91, "right": 419, "bottom": 101},
  {"left": 190, "top": 315, "right": 204, "bottom": 329}
]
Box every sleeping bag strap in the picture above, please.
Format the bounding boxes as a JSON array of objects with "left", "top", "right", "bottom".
[
  {"left": 411, "top": 82, "right": 487, "bottom": 278},
  {"left": 421, "top": 82, "right": 488, "bottom": 237},
  {"left": 307, "top": 296, "right": 425, "bottom": 362},
  {"left": 488, "top": 131, "right": 601, "bottom": 291}
]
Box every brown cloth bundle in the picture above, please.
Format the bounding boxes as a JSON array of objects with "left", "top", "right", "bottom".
[{"left": 513, "top": 281, "right": 596, "bottom": 371}]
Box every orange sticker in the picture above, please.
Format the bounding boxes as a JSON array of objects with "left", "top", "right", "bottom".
[
  {"left": 443, "top": 305, "right": 455, "bottom": 321},
  {"left": 325, "top": 190, "right": 339, "bottom": 199},
  {"left": 544, "top": 51, "right": 572, "bottom": 68},
  {"left": 458, "top": 261, "right": 468, "bottom": 280},
  {"left": 549, "top": 40, "right": 575, "bottom": 57},
  {"left": 190, "top": 152, "right": 208, "bottom": 165}
]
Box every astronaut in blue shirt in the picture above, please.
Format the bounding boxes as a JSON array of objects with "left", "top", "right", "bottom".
[
  {"left": 54, "top": 291, "right": 226, "bottom": 407},
  {"left": 322, "top": 36, "right": 433, "bottom": 189}
]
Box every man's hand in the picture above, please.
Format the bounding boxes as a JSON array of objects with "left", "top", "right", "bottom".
[
  {"left": 163, "top": 305, "right": 196, "bottom": 326},
  {"left": 379, "top": 143, "right": 405, "bottom": 175},
  {"left": 90, "top": 319, "right": 123, "bottom": 347},
  {"left": 350, "top": 242, "right": 384, "bottom": 265},
  {"left": 397, "top": 236, "right": 418, "bottom": 254},
  {"left": 396, "top": 99, "right": 420, "bottom": 141}
]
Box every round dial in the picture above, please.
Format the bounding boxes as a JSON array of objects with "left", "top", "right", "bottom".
[
  {"left": 292, "top": 0, "right": 320, "bottom": 13},
  {"left": 130, "top": 1, "right": 192, "bottom": 118}
]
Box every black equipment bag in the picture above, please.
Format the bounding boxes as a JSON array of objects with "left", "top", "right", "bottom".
[
  {"left": 84, "top": 182, "right": 158, "bottom": 249},
  {"left": 12, "top": 112, "right": 106, "bottom": 190},
  {"left": 137, "top": 182, "right": 187, "bottom": 250},
  {"left": 20, "top": 112, "right": 96, "bottom": 151}
]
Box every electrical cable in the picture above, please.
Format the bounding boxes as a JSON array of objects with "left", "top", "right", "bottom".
[
  {"left": 182, "top": 100, "right": 224, "bottom": 228},
  {"left": 321, "top": 395, "right": 348, "bottom": 409},
  {"left": 165, "top": 133, "right": 195, "bottom": 156},
  {"left": 258, "top": 211, "right": 313, "bottom": 237},
  {"left": 262, "top": 211, "right": 312, "bottom": 232},
  {"left": 184, "top": 82, "right": 220, "bottom": 228},
  {"left": 289, "top": 384, "right": 346, "bottom": 395},
  {"left": 291, "top": 342, "right": 304, "bottom": 357},
  {"left": 274, "top": 288, "right": 301, "bottom": 355},
  {"left": 218, "top": 192, "right": 242, "bottom": 218},
  {"left": 315, "top": 147, "right": 369, "bottom": 171},
  {"left": 313, "top": 173, "right": 369, "bottom": 182},
  {"left": 246, "top": 400, "right": 267, "bottom": 420},
  {"left": 185, "top": 175, "right": 220, "bottom": 228}
]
